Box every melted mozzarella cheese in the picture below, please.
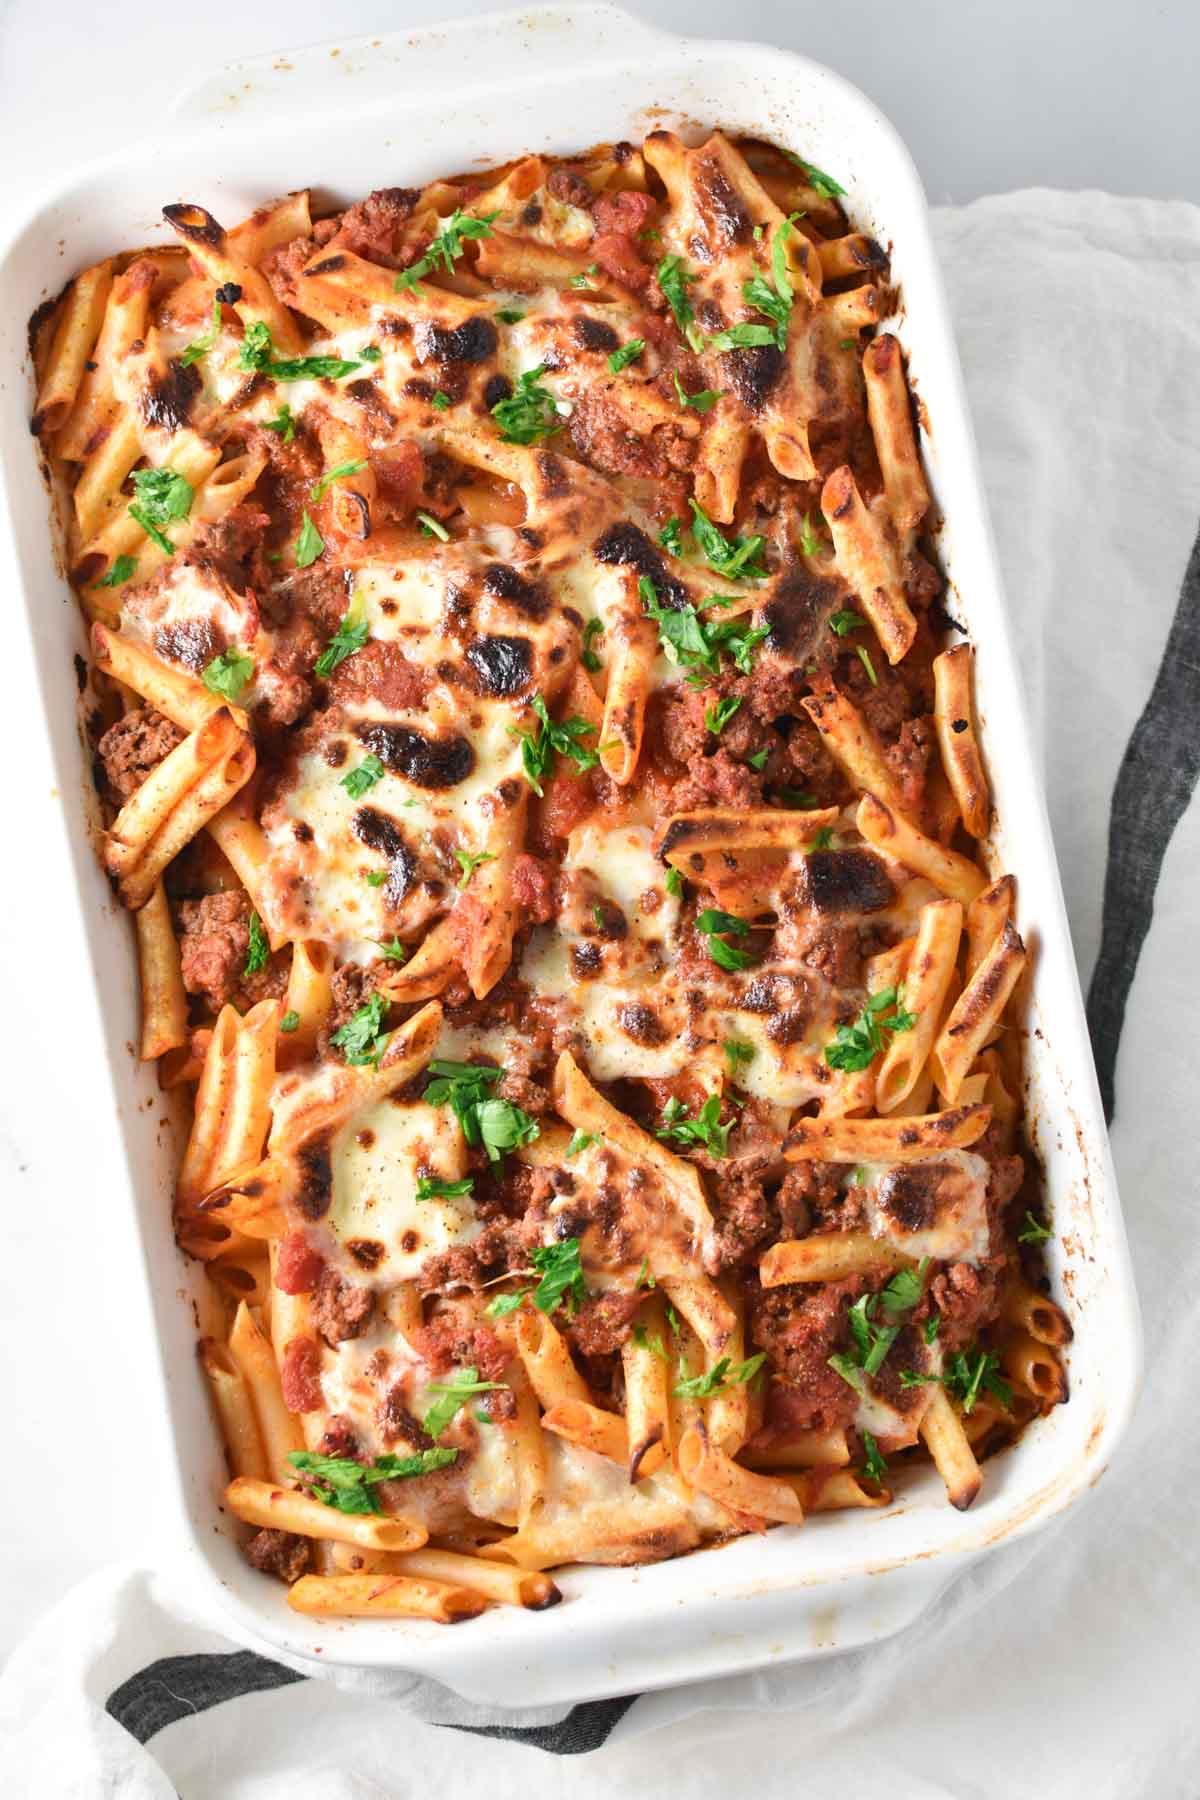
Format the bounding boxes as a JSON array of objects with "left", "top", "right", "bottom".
[
  {"left": 861, "top": 1151, "right": 992, "bottom": 1266},
  {"left": 329, "top": 1098, "right": 478, "bottom": 1282}
]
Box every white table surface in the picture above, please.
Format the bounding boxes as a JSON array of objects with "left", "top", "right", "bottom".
[{"left": 0, "top": 0, "right": 1192, "bottom": 1664}]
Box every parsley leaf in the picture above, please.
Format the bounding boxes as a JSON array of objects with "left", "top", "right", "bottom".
[
  {"left": 424, "top": 1059, "right": 539, "bottom": 1163},
  {"left": 94, "top": 554, "right": 136, "bottom": 589},
  {"left": 861, "top": 1430, "right": 888, "bottom": 1485},
  {"left": 857, "top": 645, "right": 879, "bottom": 686},
  {"left": 314, "top": 600, "right": 369, "bottom": 678},
  {"left": 705, "top": 695, "right": 742, "bottom": 736},
  {"left": 665, "top": 866, "right": 684, "bottom": 898},
  {"left": 416, "top": 1175, "right": 474, "bottom": 1201},
  {"left": 180, "top": 295, "right": 224, "bottom": 367},
  {"left": 1018, "top": 1211, "right": 1052, "bottom": 1244},
  {"left": 656, "top": 255, "right": 704, "bottom": 351},
  {"left": 431, "top": 391, "right": 451, "bottom": 411},
  {"left": 633, "top": 1324, "right": 671, "bottom": 1364},
  {"left": 607, "top": 337, "right": 645, "bottom": 375},
  {"left": 723, "top": 1038, "right": 755, "bottom": 1077},
  {"left": 879, "top": 1258, "right": 930, "bottom": 1316},
  {"left": 289, "top": 1446, "right": 458, "bottom": 1512},
  {"left": 738, "top": 215, "right": 799, "bottom": 351},
  {"left": 280, "top": 1010, "right": 300, "bottom": 1033},
  {"left": 705, "top": 321, "right": 778, "bottom": 352},
  {"left": 376, "top": 937, "right": 408, "bottom": 963},
  {"left": 828, "top": 1352, "right": 867, "bottom": 1396},
  {"left": 128, "top": 467, "right": 193, "bottom": 554},
  {"left": 358, "top": 345, "right": 382, "bottom": 363},
  {"left": 201, "top": 646, "right": 254, "bottom": 702},
  {"left": 530, "top": 1237, "right": 588, "bottom": 1316},
  {"left": 824, "top": 985, "right": 916, "bottom": 1073},
  {"left": 511, "top": 691, "right": 600, "bottom": 796},
  {"left": 689, "top": 500, "right": 767, "bottom": 581},
  {"left": 943, "top": 1347, "right": 1013, "bottom": 1415},
  {"left": 330, "top": 992, "right": 390, "bottom": 1067},
  {"left": 747, "top": 746, "right": 770, "bottom": 770},
  {"left": 243, "top": 911, "right": 269, "bottom": 978},
  {"left": 394, "top": 209, "right": 499, "bottom": 294},
  {"left": 847, "top": 1292, "right": 900, "bottom": 1376},
  {"left": 340, "top": 754, "right": 385, "bottom": 799},
  {"left": 491, "top": 365, "right": 561, "bottom": 444},
  {"left": 640, "top": 575, "right": 767, "bottom": 680},
  {"left": 424, "top": 1365, "right": 507, "bottom": 1440},
  {"left": 311, "top": 459, "right": 367, "bottom": 503},
  {"left": 295, "top": 510, "right": 324, "bottom": 568},
  {"left": 566, "top": 1129, "right": 598, "bottom": 1158},
  {"left": 238, "top": 320, "right": 366, "bottom": 382},
  {"left": 454, "top": 848, "right": 496, "bottom": 889},
  {"left": 658, "top": 517, "right": 684, "bottom": 557},
  {"left": 486, "top": 1291, "right": 528, "bottom": 1319},
  {"left": 657, "top": 1092, "right": 736, "bottom": 1158},
  {"left": 495, "top": 307, "right": 526, "bottom": 324},
  {"left": 672, "top": 372, "right": 723, "bottom": 412},
  {"left": 924, "top": 1314, "right": 941, "bottom": 1344},
  {"left": 581, "top": 616, "right": 604, "bottom": 673},
  {"left": 365, "top": 871, "right": 387, "bottom": 887},
  {"left": 696, "top": 905, "right": 756, "bottom": 974},
  {"left": 262, "top": 403, "right": 295, "bottom": 443},
  {"left": 635, "top": 1257, "right": 656, "bottom": 1289},
  {"left": 417, "top": 510, "right": 450, "bottom": 542},
  {"left": 829, "top": 608, "right": 866, "bottom": 636},
  {"left": 672, "top": 1353, "right": 765, "bottom": 1399},
  {"left": 784, "top": 152, "right": 846, "bottom": 199},
  {"left": 800, "top": 513, "right": 822, "bottom": 559}
]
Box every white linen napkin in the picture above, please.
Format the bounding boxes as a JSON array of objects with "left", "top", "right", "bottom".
[{"left": 3, "top": 187, "right": 1199, "bottom": 1799}]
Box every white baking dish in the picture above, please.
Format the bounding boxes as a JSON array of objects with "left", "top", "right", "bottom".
[{"left": 0, "top": 3, "right": 1141, "bottom": 1707}]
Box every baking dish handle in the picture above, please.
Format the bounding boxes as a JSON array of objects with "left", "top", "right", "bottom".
[{"left": 168, "top": 4, "right": 662, "bottom": 129}]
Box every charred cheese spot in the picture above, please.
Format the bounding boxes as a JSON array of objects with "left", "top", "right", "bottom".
[{"left": 329, "top": 1099, "right": 476, "bottom": 1283}]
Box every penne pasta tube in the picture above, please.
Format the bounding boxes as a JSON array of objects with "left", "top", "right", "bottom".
[
  {"left": 287, "top": 1574, "right": 484, "bottom": 1621},
  {"left": 745, "top": 1428, "right": 850, "bottom": 1469},
  {"left": 505, "top": 1360, "right": 548, "bottom": 1529},
  {"left": 226, "top": 1477, "right": 427, "bottom": 1551},
  {"left": 966, "top": 875, "right": 1016, "bottom": 977},
  {"left": 919, "top": 1386, "right": 982, "bottom": 1510},
  {"left": 622, "top": 1302, "right": 671, "bottom": 1480},
  {"left": 163, "top": 204, "right": 303, "bottom": 352},
  {"left": 90, "top": 623, "right": 238, "bottom": 733},
  {"left": 386, "top": 1548, "right": 562, "bottom": 1609},
  {"left": 226, "top": 1302, "right": 305, "bottom": 1485},
  {"left": 779, "top": 1467, "right": 891, "bottom": 1512},
  {"left": 856, "top": 793, "right": 987, "bottom": 905},
  {"left": 277, "top": 941, "right": 332, "bottom": 1066},
  {"left": 1003, "top": 1333, "right": 1069, "bottom": 1406},
  {"left": 541, "top": 1400, "right": 629, "bottom": 1467},
  {"left": 933, "top": 644, "right": 990, "bottom": 837},
  {"left": 801, "top": 686, "right": 910, "bottom": 815},
  {"left": 657, "top": 805, "right": 839, "bottom": 864},
  {"left": 515, "top": 1310, "right": 589, "bottom": 1411},
  {"left": 862, "top": 333, "right": 929, "bottom": 534},
  {"left": 199, "top": 1338, "right": 268, "bottom": 1481},
  {"left": 694, "top": 398, "right": 752, "bottom": 524},
  {"left": 759, "top": 1231, "right": 914, "bottom": 1288},
  {"left": 932, "top": 920, "right": 1027, "bottom": 1101},
  {"left": 135, "top": 880, "right": 189, "bottom": 1060},
  {"left": 874, "top": 898, "right": 963, "bottom": 1113},
  {"left": 1002, "top": 1279, "right": 1073, "bottom": 1346},
  {"left": 177, "top": 1000, "right": 278, "bottom": 1211},
  {"left": 783, "top": 1103, "right": 991, "bottom": 1163},
  {"left": 33, "top": 260, "right": 114, "bottom": 439},
  {"left": 820, "top": 463, "right": 916, "bottom": 664},
  {"left": 676, "top": 1425, "right": 804, "bottom": 1525}
]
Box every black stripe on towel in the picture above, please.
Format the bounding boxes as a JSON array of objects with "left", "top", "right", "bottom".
[
  {"left": 441, "top": 1693, "right": 639, "bottom": 1754},
  {"left": 106, "top": 1649, "right": 304, "bottom": 1744},
  {"left": 1086, "top": 515, "right": 1200, "bottom": 1120}
]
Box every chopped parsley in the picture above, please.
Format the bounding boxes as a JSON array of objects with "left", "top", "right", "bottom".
[
  {"left": 340, "top": 754, "right": 385, "bottom": 799},
  {"left": 672, "top": 372, "right": 723, "bottom": 412},
  {"left": 672, "top": 1353, "right": 765, "bottom": 1399},
  {"left": 829, "top": 608, "right": 866, "bottom": 636},
  {"left": 491, "top": 365, "right": 562, "bottom": 444},
  {"left": 128, "top": 466, "right": 193, "bottom": 554},
  {"left": 180, "top": 296, "right": 224, "bottom": 368},
  {"left": 924, "top": 1314, "right": 941, "bottom": 1345},
  {"left": 364, "top": 871, "right": 387, "bottom": 887},
  {"left": 607, "top": 337, "right": 645, "bottom": 375},
  {"left": 358, "top": 345, "right": 382, "bottom": 363},
  {"left": 311, "top": 459, "right": 367, "bottom": 503},
  {"left": 424, "top": 1059, "right": 539, "bottom": 1162},
  {"left": 722, "top": 1038, "right": 755, "bottom": 1077},
  {"left": 639, "top": 575, "right": 767, "bottom": 680},
  {"left": 330, "top": 992, "right": 390, "bottom": 1067},
  {"left": 664, "top": 865, "right": 684, "bottom": 898},
  {"left": 784, "top": 152, "right": 846, "bottom": 199},
  {"left": 879, "top": 1258, "right": 930, "bottom": 1315},
  {"left": 566, "top": 1129, "right": 599, "bottom": 1158},
  {"left": 279, "top": 1010, "right": 300, "bottom": 1033},
  {"left": 632, "top": 1324, "right": 671, "bottom": 1365},
  {"left": 486, "top": 1291, "right": 527, "bottom": 1319},
  {"left": 635, "top": 1257, "right": 656, "bottom": 1289},
  {"left": 454, "top": 848, "right": 496, "bottom": 889},
  {"left": 811, "top": 825, "right": 835, "bottom": 850},
  {"left": 704, "top": 321, "right": 778, "bottom": 353},
  {"left": 294, "top": 510, "right": 324, "bottom": 568},
  {"left": 201, "top": 646, "right": 254, "bottom": 702},
  {"left": 658, "top": 516, "right": 684, "bottom": 556},
  {"left": 423, "top": 1366, "right": 507, "bottom": 1440},
  {"left": 569, "top": 262, "right": 600, "bottom": 290},
  {"left": 746, "top": 746, "right": 770, "bottom": 771},
  {"left": 780, "top": 787, "right": 819, "bottom": 808},
  {"left": 656, "top": 255, "right": 704, "bottom": 351},
  {"left": 262, "top": 404, "right": 295, "bottom": 443},
  {"left": 415, "top": 1175, "right": 474, "bottom": 1201},
  {"left": 580, "top": 616, "right": 604, "bottom": 672},
  {"left": 861, "top": 1430, "right": 888, "bottom": 1485},
  {"left": 824, "top": 985, "right": 916, "bottom": 1073},
  {"left": 237, "top": 320, "right": 364, "bottom": 382},
  {"left": 737, "top": 214, "right": 801, "bottom": 351},
  {"left": 94, "top": 554, "right": 136, "bottom": 589},
  {"left": 376, "top": 937, "right": 408, "bottom": 963},
  {"left": 944, "top": 1348, "right": 1013, "bottom": 1414},
  {"left": 393, "top": 210, "right": 499, "bottom": 293},
  {"left": 688, "top": 500, "right": 768, "bottom": 581},
  {"left": 856, "top": 645, "right": 879, "bottom": 686},
  {"left": 511, "top": 691, "right": 600, "bottom": 796},
  {"left": 495, "top": 307, "right": 526, "bottom": 324},
  {"left": 658, "top": 1092, "right": 736, "bottom": 1158},
  {"left": 289, "top": 1447, "right": 457, "bottom": 1512},
  {"left": 314, "top": 599, "right": 369, "bottom": 678},
  {"left": 530, "top": 1237, "right": 588, "bottom": 1315},
  {"left": 705, "top": 695, "right": 742, "bottom": 736},
  {"left": 243, "top": 911, "right": 269, "bottom": 978},
  {"left": 416, "top": 510, "right": 451, "bottom": 542},
  {"left": 696, "top": 905, "right": 756, "bottom": 973},
  {"left": 1018, "top": 1211, "right": 1052, "bottom": 1244},
  {"left": 800, "top": 513, "right": 822, "bottom": 559},
  {"left": 431, "top": 390, "right": 451, "bottom": 411}
]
